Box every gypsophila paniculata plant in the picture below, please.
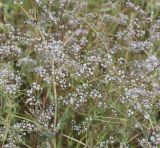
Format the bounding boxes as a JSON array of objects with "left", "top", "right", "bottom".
[{"left": 0, "top": 0, "right": 160, "bottom": 147}]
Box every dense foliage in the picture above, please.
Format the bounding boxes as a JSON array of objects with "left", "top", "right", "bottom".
[{"left": 0, "top": 0, "right": 160, "bottom": 147}]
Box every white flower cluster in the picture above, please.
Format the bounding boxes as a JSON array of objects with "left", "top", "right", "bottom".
[
  {"left": 0, "top": 65, "right": 22, "bottom": 95},
  {"left": 0, "top": 44, "right": 21, "bottom": 59},
  {"left": 33, "top": 67, "right": 51, "bottom": 84},
  {"left": 71, "top": 120, "right": 88, "bottom": 135},
  {"left": 13, "top": 120, "right": 36, "bottom": 133}
]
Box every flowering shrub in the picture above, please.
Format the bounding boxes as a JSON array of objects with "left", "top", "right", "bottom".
[{"left": 0, "top": 0, "right": 160, "bottom": 147}]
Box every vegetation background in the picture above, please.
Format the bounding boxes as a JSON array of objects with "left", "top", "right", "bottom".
[{"left": 0, "top": 0, "right": 160, "bottom": 147}]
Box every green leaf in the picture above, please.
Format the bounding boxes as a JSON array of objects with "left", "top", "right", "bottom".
[{"left": 56, "top": 107, "right": 72, "bottom": 132}]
